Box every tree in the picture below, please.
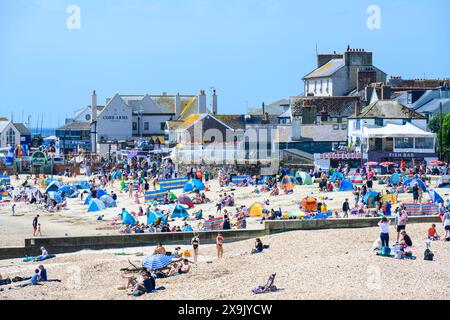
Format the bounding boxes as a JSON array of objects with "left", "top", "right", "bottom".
[{"left": 429, "top": 112, "right": 450, "bottom": 161}]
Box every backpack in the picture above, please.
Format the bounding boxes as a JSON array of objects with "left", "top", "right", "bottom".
[
  {"left": 381, "top": 246, "right": 391, "bottom": 256},
  {"left": 424, "top": 249, "right": 434, "bottom": 261}
]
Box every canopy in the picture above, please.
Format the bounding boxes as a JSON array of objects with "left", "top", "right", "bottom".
[
  {"left": 428, "top": 190, "right": 444, "bottom": 204},
  {"left": 362, "top": 122, "right": 436, "bottom": 138},
  {"left": 403, "top": 178, "right": 427, "bottom": 192},
  {"left": 147, "top": 211, "right": 164, "bottom": 225},
  {"left": 183, "top": 179, "right": 205, "bottom": 193},
  {"left": 122, "top": 210, "right": 137, "bottom": 225},
  {"left": 47, "top": 191, "right": 62, "bottom": 204},
  {"left": 171, "top": 205, "right": 189, "bottom": 219},
  {"left": 330, "top": 171, "right": 344, "bottom": 182},
  {"left": 339, "top": 179, "right": 355, "bottom": 192},
  {"left": 100, "top": 195, "right": 117, "bottom": 208},
  {"left": 389, "top": 173, "right": 406, "bottom": 185},
  {"left": 45, "top": 180, "right": 62, "bottom": 193},
  {"left": 249, "top": 203, "right": 264, "bottom": 217},
  {"left": 363, "top": 190, "right": 379, "bottom": 208},
  {"left": 142, "top": 254, "right": 172, "bottom": 271},
  {"left": 87, "top": 198, "right": 106, "bottom": 212}
]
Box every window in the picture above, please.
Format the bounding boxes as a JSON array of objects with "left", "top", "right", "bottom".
[
  {"left": 355, "top": 120, "right": 361, "bottom": 130},
  {"left": 395, "top": 137, "right": 414, "bottom": 149},
  {"left": 306, "top": 81, "right": 309, "bottom": 93},
  {"left": 403, "top": 119, "right": 411, "bottom": 125},
  {"left": 341, "top": 124, "right": 347, "bottom": 130},
  {"left": 160, "top": 122, "right": 165, "bottom": 131},
  {"left": 314, "top": 81, "right": 317, "bottom": 92},
  {"left": 374, "top": 118, "right": 383, "bottom": 127},
  {"left": 415, "top": 137, "right": 434, "bottom": 149},
  {"left": 320, "top": 80, "right": 323, "bottom": 93},
  {"left": 132, "top": 122, "right": 137, "bottom": 131},
  {"left": 6, "top": 128, "right": 15, "bottom": 146},
  {"left": 144, "top": 122, "right": 149, "bottom": 131}
]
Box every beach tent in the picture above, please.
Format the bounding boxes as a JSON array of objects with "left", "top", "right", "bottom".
[
  {"left": 301, "top": 196, "right": 318, "bottom": 212},
  {"left": 171, "top": 205, "right": 189, "bottom": 219},
  {"left": 249, "top": 203, "right": 264, "bottom": 217},
  {"left": 147, "top": 211, "right": 164, "bottom": 225},
  {"left": 87, "top": 198, "right": 106, "bottom": 213},
  {"left": 281, "top": 176, "right": 294, "bottom": 191},
  {"left": 169, "top": 192, "right": 177, "bottom": 201},
  {"left": 76, "top": 180, "right": 91, "bottom": 190},
  {"left": 428, "top": 190, "right": 444, "bottom": 204},
  {"left": 47, "top": 191, "right": 62, "bottom": 204},
  {"left": 389, "top": 173, "right": 406, "bottom": 185},
  {"left": 121, "top": 210, "right": 136, "bottom": 225},
  {"left": 363, "top": 190, "right": 379, "bottom": 208},
  {"left": 339, "top": 179, "right": 355, "bottom": 192},
  {"left": 45, "top": 181, "right": 62, "bottom": 193},
  {"left": 178, "top": 194, "right": 194, "bottom": 208},
  {"left": 100, "top": 195, "right": 117, "bottom": 208},
  {"left": 111, "top": 170, "right": 122, "bottom": 180},
  {"left": 330, "top": 171, "right": 344, "bottom": 182},
  {"left": 403, "top": 178, "right": 427, "bottom": 192},
  {"left": 84, "top": 189, "right": 108, "bottom": 205},
  {"left": 350, "top": 173, "right": 363, "bottom": 184},
  {"left": 183, "top": 225, "right": 194, "bottom": 232},
  {"left": 299, "top": 172, "right": 313, "bottom": 185},
  {"left": 183, "top": 179, "right": 205, "bottom": 193}
]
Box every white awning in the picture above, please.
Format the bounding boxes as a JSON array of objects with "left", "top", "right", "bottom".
[{"left": 362, "top": 122, "right": 435, "bottom": 138}]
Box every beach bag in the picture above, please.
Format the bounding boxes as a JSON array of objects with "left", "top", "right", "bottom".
[
  {"left": 380, "top": 246, "right": 390, "bottom": 256},
  {"left": 182, "top": 250, "right": 191, "bottom": 258},
  {"left": 424, "top": 249, "right": 434, "bottom": 261}
]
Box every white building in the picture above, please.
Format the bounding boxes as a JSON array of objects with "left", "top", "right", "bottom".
[{"left": 0, "top": 119, "right": 21, "bottom": 148}]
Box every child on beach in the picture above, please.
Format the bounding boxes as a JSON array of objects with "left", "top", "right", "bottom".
[
  {"left": 427, "top": 224, "right": 440, "bottom": 241},
  {"left": 216, "top": 233, "right": 224, "bottom": 259}
]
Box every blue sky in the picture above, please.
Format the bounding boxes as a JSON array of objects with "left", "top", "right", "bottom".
[{"left": 0, "top": 0, "right": 448, "bottom": 128}]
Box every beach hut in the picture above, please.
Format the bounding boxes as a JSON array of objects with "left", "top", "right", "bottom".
[
  {"left": 249, "top": 203, "right": 264, "bottom": 217},
  {"left": 100, "top": 195, "right": 117, "bottom": 208},
  {"left": 350, "top": 173, "right": 363, "bottom": 184},
  {"left": 178, "top": 195, "right": 194, "bottom": 208},
  {"left": 183, "top": 179, "right": 205, "bottom": 193},
  {"left": 330, "top": 171, "right": 344, "bottom": 182},
  {"left": 428, "top": 190, "right": 444, "bottom": 204},
  {"left": 171, "top": 205, "right": 189, "bottom": 219},
  {"left": 301, "top": 196, "right": 318, "bottom": 212},
  {"left": 299, "top": 172, "right": 313, "bottom": 185},
  {"left": 339, "top": 179, "right": 355, "bottom": 192},
  {"left": 147, "top": 211, "right": 164, "bottom": 225},
  {"left": 403, "top": 178, "right": 427, "bottom": 192},
  {"left": 87, "top": 198, "right": 106, "bottom": 212}
]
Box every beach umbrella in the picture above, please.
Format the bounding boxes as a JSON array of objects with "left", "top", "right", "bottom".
[
  {"left": 47, "top": 191, "right": 62, "bottom": 204},
  {"left": 365, "top": 161, "right": 378, "bottom": 166},
  {"left": 142, "top": 254, "right": 173, "bottom": 270},
  {"left": 379, "top": 162, "right": 395, "bottom": 167},
  {"left": 429, "top": 160, "right": 443, "bottom": 166}
]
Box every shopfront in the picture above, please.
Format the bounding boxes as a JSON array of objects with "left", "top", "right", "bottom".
[
  {"left": 367, "top": 152, "right": 438, "bottom": 166},
  {"left": 314, "top": 152, "right": 363, "bottom": 169}
]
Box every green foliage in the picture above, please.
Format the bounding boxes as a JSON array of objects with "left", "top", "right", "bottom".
[{"left": 432, "top": 113, "right": 450, "bottom": 160}]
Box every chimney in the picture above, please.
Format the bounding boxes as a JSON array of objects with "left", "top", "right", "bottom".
[
  {"left": 355, "top": 99, "right": 361, "bottom": 116},
  {"left": 175, "top": 93, "right": 181, "bottom": 119},
  {"left": 198, "top": 90, "right": 207, "bottom": 114},
  {"left": 211, "top": 89, "right": 218, "bottom": 115},
  {"left": 381, "top": 85, "right": 391, "bottom": 100},
  {"left": 91, "top": 90, "right": 97, "bottom": 123}
]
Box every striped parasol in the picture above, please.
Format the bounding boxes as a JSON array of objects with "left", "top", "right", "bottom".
[{"left": 142, "top": 254, "right": 172, "bottom": 270}]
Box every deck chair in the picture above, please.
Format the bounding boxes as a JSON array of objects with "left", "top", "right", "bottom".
[{"left": 252, "top": 274, "right": 277, "bottom": 294}]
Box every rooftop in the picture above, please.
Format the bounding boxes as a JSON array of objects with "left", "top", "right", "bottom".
[
  {"left": 350, "top": 100, "right": 426, "bottom": 119},
  {"left": 303, "top": 58, "right": 345, "bottom": 80},
  {"left": 56, "top": 121, "right": 91, "bottom": 131}
]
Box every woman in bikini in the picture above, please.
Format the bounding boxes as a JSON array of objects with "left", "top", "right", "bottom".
[
  {"left": 216, "top": 233, "right": 224, "bottom": 259},
  {"left": 191, "top": 233, "right": 200, "bottom": 264}
]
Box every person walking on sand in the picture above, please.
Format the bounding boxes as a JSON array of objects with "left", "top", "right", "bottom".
[
  {"left": 191, "top": 233, "right": 200, "bottom": 264},
  {"left": 342, "top": 198, "right": 350, "bottom": 218},
  {"left": 32, "top": 215, "right": 39, "bottom": 236},
  {"left": 395, "top": 209, "right": 408, "bottom": 243},
  {"left": 378, "top": 216, "right": 390, "bottom": 248},
  {"left": 11, "top": 203, "right": 16, "bottom": 216},
  {"left": 36, "top": 223, "right": 42, "bottom": 236},
  {"left": 216, "top": 233, "right": 224, "bottom": 259}
]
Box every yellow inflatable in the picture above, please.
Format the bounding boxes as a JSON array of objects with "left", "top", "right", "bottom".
[{"left": 249, "top": 203, "right": 264, "bottom": 217}]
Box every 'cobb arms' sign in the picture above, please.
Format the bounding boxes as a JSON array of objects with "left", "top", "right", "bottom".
[{"left": 102, "top": 115, "right": 129, "bottom": 121}]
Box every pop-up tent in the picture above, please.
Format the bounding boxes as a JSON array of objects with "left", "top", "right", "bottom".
[
  {"left": 84, "top": 189, "right": 108, "bottom": 205},
  {"left": 100, "top": 195, "right": 117, "bottom": 208},
  {"left": 47, "top": 191, "right": 62, "bottom": 204},
  {"left": 403, "top": 178, "right": 427, "bottom": 192},
  {"left": 330, "top": 171, "right": 344, "bottom": 182},
  {"left": 122, "top": 210, "right": 137, "bottom": 225},
  {"left": 389, "top": 173, "right": 406, "bottom": 185},
  {"left": 339, "top": 179, "right": 355, "bottom": 192},
  {"left": 45, "top": 181, "right": 62, "bottom": 193},
  {"left": 183, "top": 179, "right": 205, "bottom": 193},
  {"left": 350, "top": 173, "right": 363, "bottom": 184},
  {"left": 363, "top": 190, "right": 379, "bottom": 208},
  {"left": 428, "top": 189, "right": 444, "bottom": 204},
  {"left": 147, "top": 211, "right": 164, "bottom": 225},
  {"left": 87, "top": 198, "right": 106, "bottom": 212},
  {"left": 301, "top": 196, "right": 318, "bottom": 212},
  {"left": 281, "top": 176, "right": 294, "bottom": 191},
  {"left": 178, "top": 194, "right": 194, "bottom": 208},
  {"left": 249, "top": 203, "right": 264, "bottom": 217},
  {"left": 299, "top": 172, "right": 313, "bottom": 185},
  {"left": 171, "top": 205, "right": 189, "bottom": 219}
]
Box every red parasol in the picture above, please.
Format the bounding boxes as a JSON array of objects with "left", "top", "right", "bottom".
[
  {"left": 429, "top": 160, "right": 443, "bottom": 166},
  {"left": 379, "top": 162, "right": 395, "bottom": 167},
  {"left": 365, "top": 161, "right": 379, "bottom": 166}
]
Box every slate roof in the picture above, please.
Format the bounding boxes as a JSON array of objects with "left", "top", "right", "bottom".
[
  {"left": 350, "top": 100, "right": 426, "bottom": 119},
  {"left": 303, "top": 58, "right": 345, "bottom": 80}
]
